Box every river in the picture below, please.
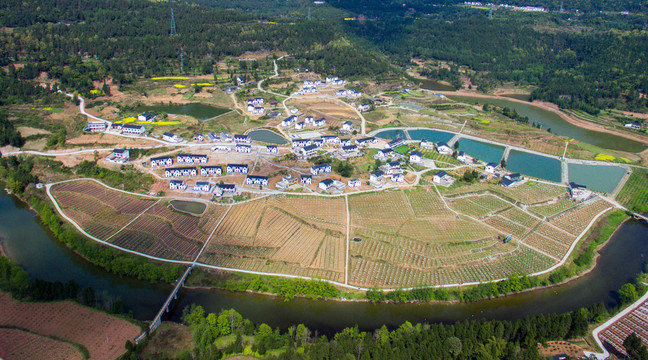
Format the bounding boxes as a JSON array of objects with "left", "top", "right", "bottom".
[
  {"left": 447, "top": 95, "right": 646, "bottom": 153},
  {"left": 1, "top": 191, "right": 647, "bottom": 334}
]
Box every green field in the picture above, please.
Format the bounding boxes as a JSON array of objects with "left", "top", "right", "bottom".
[{"left": 617, "top": 168, "right": 648, "bottom": 212}]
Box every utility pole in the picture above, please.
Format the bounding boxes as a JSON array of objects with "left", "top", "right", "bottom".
[
  {"left": 308, "top": 7, "right": 311, "bottom": 21},
  {"left": 170, "top": 8, "right": 177, "bottom": 36},
  {"left": 560, "top": 0, "right": 564, "bottom": 13},
  {"left": 180, "top": 48, "right": 184, "bottom": 73},
  {"left": 488, "top": 4, "right": 493, "bottom": 18}
]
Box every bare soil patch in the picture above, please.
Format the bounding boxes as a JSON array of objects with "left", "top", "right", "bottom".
[
  {"left": 141, "top": 322, "right": 192, "bottom": 359},
  {"left": 537, "top": 341, "right": 586, "bottom": 359},
  {"left": 0, "top": 328, "right": 84, "bottom": 360},
  {"left": 65, "top": 133, "right": 160, "bottom": 147},
  {"left": 17, "top": 126, "right": 51, "bottom": 137},
  {"left": 0, "top": 292, "right": 141, "bottom": 360}
]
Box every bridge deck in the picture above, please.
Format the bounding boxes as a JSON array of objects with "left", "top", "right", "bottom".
[{"left": 149, "top": 265, "right": 194, "bottom": 333}]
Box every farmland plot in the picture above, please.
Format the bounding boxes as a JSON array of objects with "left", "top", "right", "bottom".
[
  {"left": 0, "top": 328, "right": 84, "bottom": 360},
  {"left": 550, "top": 198, "right": 612, "bottom": 236},
  {"left": 198, "top": 197, "right": 345, "bottom": 282},
  {"left": 406, "top": 188, "right": 454, "bottom": 218},
  {"left": 349, "top": 191, "right": 413, "bottom": 232},
  {"left": 269, "top": 195, "right": 347, "bottom": 233},
  {"left": 529, "top": 198, "right": 578, "bottom": 218},
  {"left": 448, "top": 194, "right": 511, "bottom": 218},
  {"left": 399, "top": 218, "right": 499, "bottom": 243},
  {"left": 53, "top": 180, "right": 155, "bottom": 215},
  {"left": 123, "top": 215, "right": 203, "bottom": 260},
  {"left": 0, "top": 292, "right": 140, "bottom": 360}
]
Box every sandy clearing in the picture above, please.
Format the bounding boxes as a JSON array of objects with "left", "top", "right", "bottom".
[
  {"left": 17, "top": 126, "right": 52, "bottom": 137},
  {"left": 65, "top": 133, "right": 161, "bottom": 147}
]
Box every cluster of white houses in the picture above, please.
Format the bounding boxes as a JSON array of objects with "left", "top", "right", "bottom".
[
  {"left": 177, "top": 154, "right": 208, "bottom": 164},
  {"left": 246, "top": 98, "right": 265, "bottom": 115},
  {"left": 168, "top": 180, "right": 237, "bottom": 195},
  {"left": 336, "top": 89, "right": 362, "bottom": 97},
  {"left": 282, "top": 115, "right": 326, "bottom": 129},
  {"left": 84, "top": 120, "right": 107, "bottom": 132}
]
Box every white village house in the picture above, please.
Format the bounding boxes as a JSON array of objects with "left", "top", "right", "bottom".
[
  {"left": 227, "top": 164, "right": 248, "bottom": 174},
  {"left": 200, "top": 166, "right": 222, "bottom": 176},
  {"left": 169, "top": 180, "right": 187, "bottom": 190},
  {"left": 122, "top": 124, "right": 146, "bottom": 135},
  {"left": 246, "top": 175, "right": 269, "bottom": 187},
  {"left": 311, "top": 163, "right": 332, "bottom": 176},
  {"left": 150, "top": 156, "right": 173, "bottom": 167},
  {"left": 436, "top": 142, "right": 452, "bottom": 155}
]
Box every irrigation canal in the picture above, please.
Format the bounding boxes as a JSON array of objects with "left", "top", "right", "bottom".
[{"left": 1, "top": 191, "right": 648, "bottom": 335}]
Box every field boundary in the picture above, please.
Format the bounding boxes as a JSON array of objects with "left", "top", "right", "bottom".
[{"left": 45, "top": 178, "right": 622, "bottom": 292}]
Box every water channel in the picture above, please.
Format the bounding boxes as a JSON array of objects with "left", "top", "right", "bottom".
[
  {"left": 2, "top": 191, "right": 648, "bottom": 334},
  {"left": 447, "top": 95, "right": 646, "bottom": 153}
]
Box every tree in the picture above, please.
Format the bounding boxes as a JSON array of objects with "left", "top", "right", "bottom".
[
  {"left": 624, "top": 333, "right": 648, "bottom": 360},
  {"left": 619, "top": 283, "right": 639, "bottom": 305},
  {"left": 500, "top": 158, "right": 506, "bottom": 169},
  {"left": 446, "top": 336, "right": 463, "bottom": 358}
]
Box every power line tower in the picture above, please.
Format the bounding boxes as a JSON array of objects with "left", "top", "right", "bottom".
[
  {"left": 170, "top": 8, "right": 177, "bottom": 36},
  {"left": 560, "top": 0, "right": 564, "bottom": 13},
  {"left": 308, "top": 7, "right": 312, "bottom": 21},
  {"left": 488, "top": 4, "right": 493, "bottom": 18}
]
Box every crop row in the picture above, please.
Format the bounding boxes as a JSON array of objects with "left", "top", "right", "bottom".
[
  {"left": 310, "top": 236, "right": 345, "bottom": 273},
  {"left": 599, "top": 302, "right": 648, "bottom": 358},
  {"left": 529, "top": 198, "right": 577, "bottom": 218},
  {"left": 125, "top": 216, "right": 201, "bottom": 260},
  {"left": 0, "top": 293, "right": 140, "bottom": 360},
  {"left": 522, "top": 233, "right": 569, "bottom": 259},
  {"left": 146, "top": 203, "right": 209, "bottom": 242},
  {"left": 349, "top": 191, "right": 414, "bottom": 232},
  {"left": 269, "top": 196, "right": 347, "bottom": 232},
  {"left": 398, "top": 218, "right": 497, "bottom": 243},
  {"left": 406, "top": 188, "right": 453, "bottom": 218},
  {"left": 54, "top": 192, "right": 132, "bottom": 227},
  {"left": 0, "top": 328, "right": 83, "bottom": 360},
  {"left": 483, "top": 215, "right": 535, "bottom": 238},
  {"left": 197, "top": 252, "right": 344, "bottom": 283},
  {"left": 616, "top": 168, "right": 648, "bottom": 211},
  {"left": 551, "top": 198, "right": 612, "bottom": 236},
  {"left": 534, "top": 222, "right": 576, "bottom": 247},
  {"left": 255, "top": 207, "right": 312, "bottom": 248},
  {"left": 448, "top": 194, "right": 511, "bottom": 219},
  {"left": 349, "top": 247, "right": 555, "bottom": 288},
  {"left": 53, "top": 180, "right": 154, "bottom": 214},
  {"left": 215, "top": 199, "right": 266, "bottom": 241}
]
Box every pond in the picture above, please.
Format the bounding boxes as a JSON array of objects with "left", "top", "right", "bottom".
[
  {"left": 407, "top": 129, "right": 456, "bottom": 143},
  {"left": 419, "top": 79, "right": 456, "bottom": 92},
  {"left": 455, "top": 138, "right": 505, "bottom": 164},
  {"left": 568, "top": 164, "right": 628, "bottom": 194},
  {"left": 2, "top": 191, "right": 648, "bottom": 335},
  {"left": 506, "top": 150, "right": 562, "bottom": 183},
  {"left": 247, "top": 129, "right": 288, "bottom": 144},
  {"left": 374, "top": 129, "right": 408, "bottom": 140},
  {"left": 447, "top": 95, "right": 646, "bottom": 153},
  {"left": 169, "top": 200, "right": 207, "bottom": 215},
  {"left": 137, "top": 103, "right": 230, "bottom": 121}
]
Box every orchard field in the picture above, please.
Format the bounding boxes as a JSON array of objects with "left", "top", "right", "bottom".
[{"left": 50, "top": 179, "right": 615, "bottom": 288}]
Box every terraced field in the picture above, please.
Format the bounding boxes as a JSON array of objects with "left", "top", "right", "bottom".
[{"left": 50, "top": 180, "right": 614, "bottom": 288}]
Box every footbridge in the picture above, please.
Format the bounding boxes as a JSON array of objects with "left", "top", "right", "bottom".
[{"left": 149, "top": 264, "right": 195, "bottom": 334}]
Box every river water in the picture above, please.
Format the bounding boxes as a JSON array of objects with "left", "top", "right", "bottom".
[
  {"left": 1, "top": 192, "right": 647, "bottom": 334},
  {"left": 447, "top": 95, "right": 646, "bottom": 153}
]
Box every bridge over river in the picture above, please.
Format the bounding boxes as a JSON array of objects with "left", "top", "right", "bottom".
[{"left": 135, "top": 264, "right": 194, "bottom": 343}]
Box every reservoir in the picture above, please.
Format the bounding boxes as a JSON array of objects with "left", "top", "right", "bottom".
[
  {"left": 447, "top": 95, "right": 646, "bottom": 153},
  {"left": 506, "top": 150, "right": 562, "bottom": 183},
  {"left": 456, "top": 138, "right": 505, "bottom": 164},
  {"left": 137, "top": 103, "right": 230, "bottom": 121},
  {"left": 568, "top": 164, "right": 628, "bottom": 194},
  {"left": 247, "top": 129, "right": 288, "bottom": 144},
  {"left": 374, "top": 129, "right": 408, "bottom": 140},
  {"left": 169, "top": 200, "right": 207, "bottom": 215},
  {"left": 407, "top": 129, "right": 455, "bottom": 143},
  {"left": 2, "top": 191, "right": 647, "bottom": 334}
]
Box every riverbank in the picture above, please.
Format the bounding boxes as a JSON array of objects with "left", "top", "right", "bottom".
[{"left": 438, "top": 90, "right": 648, "bottom": 148}]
